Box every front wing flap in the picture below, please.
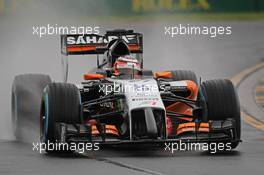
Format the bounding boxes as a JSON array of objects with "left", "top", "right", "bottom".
[{"left": 53, "top": 118, "right": 241, "bottom": 145}]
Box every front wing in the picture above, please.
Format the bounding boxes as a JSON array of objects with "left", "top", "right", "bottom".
[{"left": 53, "top": 118, "right": 241, "bottom": 146}]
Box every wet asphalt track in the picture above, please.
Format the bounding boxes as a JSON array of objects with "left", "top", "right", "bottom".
[{"left": 1, "top": 12, "right": 264, "bottom": 175}]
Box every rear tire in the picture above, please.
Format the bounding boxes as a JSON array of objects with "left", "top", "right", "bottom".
[
  {"left": 201, "top": 79, "right": 241, "bottom": 149},
  {"left": 170, "top": 70, "right": 207, "bottom": 120},
  {"left": 41, "top": 83, "right": 82, "bottom": 153},
  {"left": 12, "top": 74, "right": 51, "bottom": 141},
  {"left": 171, "top": 70, "right": 198, "bottom": 84}
]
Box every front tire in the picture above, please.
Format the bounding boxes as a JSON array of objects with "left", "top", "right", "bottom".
[
  {"left": 201, "top": 79, "right": 241, "bottom": 149},
  {"left": 40, "top": 83, "right": 82, "bottom": 153}
]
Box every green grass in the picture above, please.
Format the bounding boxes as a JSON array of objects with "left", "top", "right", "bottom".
[{"left": 81, "top": 12, "right": 264, "bottom": 22}]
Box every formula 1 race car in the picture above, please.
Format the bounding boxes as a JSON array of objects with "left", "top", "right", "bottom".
[{"left": 12, "top": 29, "right": 241, "bottom": 153}]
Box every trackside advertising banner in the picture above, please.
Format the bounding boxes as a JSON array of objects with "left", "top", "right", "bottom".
[{"left": 1, "top": 0, "right": 264, "bottom": 15}]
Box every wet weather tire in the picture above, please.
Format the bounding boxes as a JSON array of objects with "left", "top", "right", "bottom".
[
  {"left": 171, "top": 70, "right": 198, "bottom": 84},
  {"left": 41, "top": 83, "right": 81, "bottom": 153},
  {"left": 201, "top": 79, "right": 241, "bottom": 149}
]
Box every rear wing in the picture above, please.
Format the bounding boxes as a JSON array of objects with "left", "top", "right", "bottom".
[{"left": 61, "top": 30, "right": 143, "bottom": 55}]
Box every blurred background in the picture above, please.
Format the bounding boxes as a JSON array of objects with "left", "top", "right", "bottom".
[
  {"left": 1, "top": 0, "right": 264, "bottom": 17},
  {"left": 0, "top": 0, "right": 264, "bottom": 140},
  {"left": 1, "top": 0, "right": 264, "bottom": 16}
]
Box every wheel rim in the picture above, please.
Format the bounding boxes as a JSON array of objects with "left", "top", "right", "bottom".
[
  {"left": 42, "top": 93, "right": 49, "bottom": 143},
  {"left": 40, "top": 101, "right": 45, "bottom": 143}
]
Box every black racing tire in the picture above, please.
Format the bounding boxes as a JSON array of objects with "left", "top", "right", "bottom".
[
  {"left": 11, "top": 74, "right": 51, "bottom": 141},
  {"left": 170, "top": 70, "right": 208, "bottom": 120},
  {"left": 171, "top": 70, "right": 198, "bottom": 84},
  {"left": 201, "top": 79, "right": 241, "bottom": 149},
  {"left": 41, "top": 83, "right": 82, "bottom": 153}
]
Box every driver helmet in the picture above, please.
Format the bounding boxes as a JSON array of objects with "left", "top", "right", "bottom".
[{"left": 113, "top": 55, "right": 141, "bottom": 76}]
